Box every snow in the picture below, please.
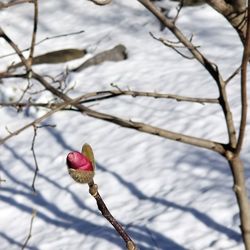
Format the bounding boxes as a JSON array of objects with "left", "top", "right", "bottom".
[{"left": 0, "top": 1, "right": 249, "bottom": 249}]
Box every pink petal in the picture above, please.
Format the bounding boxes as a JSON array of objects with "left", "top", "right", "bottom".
[{"left": 67, "top": 151, "right": 93, "bottom": 171}]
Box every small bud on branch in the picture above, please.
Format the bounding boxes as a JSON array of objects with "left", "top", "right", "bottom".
[
  {"left": 67, "top": 151, "right": 94, "bottom": 183},
  {"left": 66, "top": 143, "right": 137, "bottom": 249}
]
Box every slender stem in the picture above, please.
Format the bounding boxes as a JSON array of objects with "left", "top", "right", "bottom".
[
  {"left": 0, "top": 27, "right": 30, "bottom": 72},
  {"left": 28, "top": 0, "right": 38, "bottom": 66},
  {"left": 0, "top": 93, "right": 91, "bottom": 145},
  {"left": 22, "top": 209, "right": 37, "bottom": 250},
  {"left": 235, "top": 1, "right": 250, "bottom": 155},
  {"left": 0, "top": 30, "right": 84, "bottom": 59},
  {"left": 0, "top": 0, "right": 34, "bottom": 9},
  {"left": 88, "top": 182, "right": 137, "bottom": 250},
  {"left": 0, "top": 90, "right": 219, "bottom": 106},
  {"left": 31, "top": 125, "right": 39, "bottom": 193}
]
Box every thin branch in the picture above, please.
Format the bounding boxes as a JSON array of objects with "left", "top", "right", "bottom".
[
  {"left": 21, "top": 209, "right": 37, "bottom": 250},
  {"left": 15, "top": 78, "right": 33, "bottom": 104},
  {"left": 30, "top": 124, "right": 56, "bottom": 192},
  {"left": 0, "top": 93, "right": 91, "bottom": 145},
  {"left": 0, "top": 30, "right": 84, "bottom": 59},
  {"left": 138, "top": 0, "right": 237, "bottom": 148},
  {"left": 173, "top": 0, "right": 184, "bottom": 24},
  {"left": 88, "top": 181, "right": 137, "bottom": 250},
  {"left": 0, "top": 88, "right": 219, "bottom": 109},
  {"left": 0, "top": 69, "right": 225, "bottom": 154},
  {"left": 32, "top": 72, "right": 226, "bottom": 155},
  {"left": 0, "top": 21, "right": 226, "bottom": 155},
  {"left": 0, "top": 27, "right": 30, "bottom": 72},
  {"left": 150, "top": 32, "right": 194, "bottom": 59},
  {"left": 0, "top": 71, "right": 27, "bottom": 78},
  {"left": 35, "top": 30, "right": 85, "bottom": 46},
  {"left": 94, "top": 88, "right": 218, "bottom": 104},
  {"left": 139, "top": 0, "right": 218, "bottom": 77},
  {"left": 31, "top": 125, "right": 39, "bottom": 193},
  {"left": 235, "top": 1, "right": 250, "bottom": 155},
  {"left": 225, "top": 65, "right": 241, "bottom": 84},
  {"left": 28, "top": 0, "right": 38, "bottom": 67},
  {"left": 0, "top": 0, "right": 33, "bottom": 9}
]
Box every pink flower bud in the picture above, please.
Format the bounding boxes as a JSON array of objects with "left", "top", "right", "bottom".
[
  {"left": 67, "top": 151, "right": 93, "bottom": 171},
  {"left": 67, "top": 151, "right": 94, "bottom": 184}
]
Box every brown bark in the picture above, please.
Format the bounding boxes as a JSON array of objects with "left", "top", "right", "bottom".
[
  {"left": 227, "top": 154, "right": 250, "bottom": 249},
  {"left": 206, "top": 0, "right": 247, "bottom": 45}
]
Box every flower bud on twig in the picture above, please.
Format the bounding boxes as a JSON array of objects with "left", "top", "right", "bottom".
[{"left": 67, "top": 151, "right": 94, "bottom": 183}]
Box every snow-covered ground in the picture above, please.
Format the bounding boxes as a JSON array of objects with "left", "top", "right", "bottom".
[{"left": 0, "top": 1, "right": 249, "bottom": 249}]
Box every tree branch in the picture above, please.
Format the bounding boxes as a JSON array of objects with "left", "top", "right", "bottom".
[
  {"left": 206, "top": 0, "right": 247, "bottom": 44},
  {"left": 0, "top": 93, "right": 91, "bottom": 145},
  {"left": 32, "top": 72, "right": 226, "bottom": 155},
  {"left": 0, "top": 0, "right": 33, "bottom": 9},
  {"left": 138, "top": 0, "right": 237, "bottom": 148},
  {"left": 0, "top": 30, "right": 84, "bottom": 59},
  {"left": 0, "top": 88, "right": 219, "bottom": 108},
  {"left": 88, "top": 181, "right": 137, "bottom": 250},
  {"left": 27, "top": 0, "right": 38, "bottom": 67},
  {"left": 0, "top": 10, "right": 228, "bottom": 155},
  {"left": 22, "top": 209, "right": 36, "bottom": 250},
  {"left": 30, "top": 125, "right": 39, "bottom": 193},
  {"left": 235, "top": 0, "right": 250, "bottom": 155},
  {"left": 0, "top": 27, "right": 30, "bottom": 72}
]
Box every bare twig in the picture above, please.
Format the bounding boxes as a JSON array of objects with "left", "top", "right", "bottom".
[
  {"left": 15, "top": 79, "right": 33, "bottom": 104},
  {"left": 0, "top": 67, "right": 226, "bottom": 154},
  {"left": 139, "top": 1, "right": 250, "bottom": 249},
  {"left": 0, "top": 30, "right": 85, "bottom": 59},
  {"left": 88, "top": 181, "right": 137, "bottom": 250},
  {"left": 90, "top": 88, "right": 219, "bottom": 104},
  {"left": 28, "top": 0, "right": 38, "bottom": 67},
  {"left": 0, "top": 27, "right": 30, "bottom": 72},
  {"left": 225, "top": 65, "right": 241, "bottom": 84},
  {"left": 0, "top": 0, "right": 33, "bottom": 9},
  {"left": 173, "top": 0, "right": 184, "bottom": 24},
  {"left": 150, "top": 32, "right": 194, "bottom": 59},
  {"left": 31, "top": 125, "right": 39, "bottom": 193},
  {"left": 0, "top": 71, "right": 27, "bottom": 78},
  {"left": 0, "top": 87, "right": 219, "bottom": 108},
  {"left": 32, "top": 72, "right": 226, "bottom": 155},
  {"left": 235, "top": 0, "right": 250, "bottom": 155},
  {"left": 22, "top": 209, "right": 37, "bottom": 250},
  {"left": 30, "top": 124, "right": 55, "bottom": 192},
  {"left": 0, "top": 93, "right": 91, "bottom": 145},
  {"left": 138, "top": 0, "right": 237, "bottom": 148},
  {"left": 35, "top": 30, "right": 84, "bottom": 46},
  {"left": 0, "top": 4, "right": 228, "bottom": 155}
]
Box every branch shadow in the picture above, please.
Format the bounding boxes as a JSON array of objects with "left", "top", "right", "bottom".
[
  {"left": 32, "top": 122, "right": 243, "bottom": 245},
  {"left": 96, "top": 162, "right": 241, "bottom": 243},
  {"left": 2, "top": 144, "right": 98, "bottom": 215},
  {"left": 0, "top": 147, "right": 187, "bottom": 250}
]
